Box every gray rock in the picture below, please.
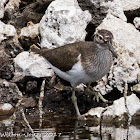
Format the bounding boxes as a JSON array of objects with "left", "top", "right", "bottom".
[
  {"left": 0, "top": 51, "right": 14, "bottom": 80},
  {"left": 0, "top": 79, "right": 20, "bottom": 105},
  {"left": 100, "top": 0, "right": 127, "bottom": 21},
  {"left": 26, "top": 81, "right": 38, "bottom": 94},
  {"left": 0, "top": 21, "right": 23, "bottom": 58},
  {"left": 78, "top": 0, "right": 108, "bottom": 26},
  {"left": 21, "top": 97, "right": 36, "bottom": 108}
]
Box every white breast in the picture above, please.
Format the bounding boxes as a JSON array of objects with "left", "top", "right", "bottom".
[
  {"left": 45, "top": 54, "right": 92, "bottom": 87},
  {"left": 66, "top": 54, "right": 93, "bottom": 87}
]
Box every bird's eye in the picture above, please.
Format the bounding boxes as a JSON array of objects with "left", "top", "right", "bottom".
[{"left": 97, "top": 35, "right": 103, "bottom": 41}]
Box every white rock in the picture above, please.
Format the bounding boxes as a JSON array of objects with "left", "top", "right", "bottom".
[
  {"left": 0, "top": 21, "right": 18, "bottom": 43},
  {"left": 86, "top": 107, "right": 104, "bottom": 118},
  {"left": 13, "top": 51, "right": 54, "bottom": 79},
  {"left": 0, "top": 103, "right": 14, "bottom": 115},
  {"left": 0, "top": 0, "right": 8, "bottom": 19},
  {"left": 111, "top": 94, "right": 140, "bottom": 116},
  {"left": 39, "top": 0, "right": 91, "bottom": 48},
  {"left": 95, "top": 14, "right": 140, "bottom": 93},
  {"left": 100, "top": 0, "right": 127, "bottom": 21},
  {"left": 86, "top": 94, "right": 140, "bottom": 117},
  {"left": 121, "top": 0, "right": 140, "bottom": 11},
  {"left": 20, "top": 22, "right": 39, "bottom": 39},
  {"left": 5, "top": 0, "right": 21, "bottom": 13},
  {"left": 2, "top": 119, "right": 12, "bottom": 126},
  {"left": 134, "top": 17, "right": 140, "bottom": 30},
  {"left": 1, "top": 103, "right": 13, "bottom": 110}
]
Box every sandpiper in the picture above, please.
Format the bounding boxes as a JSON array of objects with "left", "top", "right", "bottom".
[{"left": 32, "top": 29, "right": 117, "bottom": 118}]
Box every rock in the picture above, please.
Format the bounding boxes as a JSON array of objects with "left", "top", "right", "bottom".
[
  {"left": 1, "top": 39, "right": 23, "bottom": 58},
  {"left": 37, "top": 0, "right": 54, "bottom": 5},
  {"left": 0, "top": 21, "right": 23, "bottom": 57},
  {"left": 22, "top": 2, "right": 45, "bottom": 24},
  {"left": 20, "top": 22, "right": 39, "bottom": 39},
  {"left": 0, "top": 119, "right": 12, "bottom": 126},
  {"left": 40, "top": 0, "right": 91, "bottom": 48},
  {"left": 13, "top": 51, "right": 54, "bottom": 81},
  {"left": 95, "top": 14, "right": 140, "bottom": 94},
  {"left": 0, "top": 21, "right": 18, "bottom": 43},
  {"left": 134, "top": 17, "right": 140, "bottom": 30},
  {"left": 100, "top": 0, "right": 127, "bottom": 21},
  {"left": 85, "top": 94, "right": 140, "bottom": 121},
  {"left": 0, "top": 0, "right": 8, "bottom": 19},
  {"left": 78, "top": 0, "right": 107, "bottom": 26},
  {"left": 21, "top": 97, "right": 36, "bottom": 108},
  {"left": 19, "top": 22, "right": 39, "bottom": 50},
  {"left": 0, "top": 103, "right": 14, "bottom": 116},
  {"left": 4, "top": 0, "right": 21, "bottom": 19},
  {"left": 0, "top": 50, "right": 14, "bottom": 80},
  {"left": 133, "top": 83, "right": 140, "bottom": 94},
  {"left": 26, "top": 81, "right": 38, "bottom": 94},
  {"left": 121, "top": 0, "right": 140, "bottom": 11},
  {"left": 0, "top": 79, "right": 20, "bottom": 104}
]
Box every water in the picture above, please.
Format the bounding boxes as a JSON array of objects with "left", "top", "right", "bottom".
[{"left": 0, "top": 113, "right": 140, "bottom": 140}]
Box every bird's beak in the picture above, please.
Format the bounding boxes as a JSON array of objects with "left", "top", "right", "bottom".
[{"left": 108, "top": 42, "right": 117, "bottom": 58}]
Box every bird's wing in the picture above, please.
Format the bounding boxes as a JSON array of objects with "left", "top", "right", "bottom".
[{"left": 34, "top": 42, "right": 93, "bottom": 72}]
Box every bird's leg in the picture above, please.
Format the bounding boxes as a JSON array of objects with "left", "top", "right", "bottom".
[
  {"left": 71, "top": 88, "right": 81, "bottom": 117},
  {"left": 85, "top": 83, "right": 108, "bottom": 103}
]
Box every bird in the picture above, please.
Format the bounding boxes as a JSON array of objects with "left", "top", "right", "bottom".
[{"left": 31, "top": 29, "right": 117, "bottom": 118}]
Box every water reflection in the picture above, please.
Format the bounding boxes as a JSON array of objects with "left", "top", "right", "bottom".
[{"left": 0, "top": 114, "right": 140, "bottom": 140}]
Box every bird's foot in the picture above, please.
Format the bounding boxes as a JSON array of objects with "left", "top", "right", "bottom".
[
  {"left": 85, "top": 87, "right": 108, "bottom": 103},
  {"left": 93, "top": 91, "right": 108, "bottom": 103}
]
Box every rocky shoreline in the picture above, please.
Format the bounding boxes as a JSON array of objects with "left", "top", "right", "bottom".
[{"left": 0, "top": 0, "right": 140, "bottom": 122}]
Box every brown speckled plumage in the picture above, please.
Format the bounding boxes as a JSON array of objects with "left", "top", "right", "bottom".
[{"left": 36, "top": 42, "right": 94, "bottom": 72}]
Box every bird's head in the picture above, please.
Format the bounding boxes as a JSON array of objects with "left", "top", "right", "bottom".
[{"left": 94, "top": 29, "right": 117, "bottom": 58}]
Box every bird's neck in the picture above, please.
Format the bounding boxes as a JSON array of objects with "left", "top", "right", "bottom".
[
  {"left": 96, "top": 43, "right": 108, "bottom": 50},
  {"left": 94, "top": 43, "right": 112, "bottom": 62}
]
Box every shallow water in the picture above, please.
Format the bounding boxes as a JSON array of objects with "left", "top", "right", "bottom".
[{"left": 0, "top": 113, "right": 140, "bottom": 140}]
